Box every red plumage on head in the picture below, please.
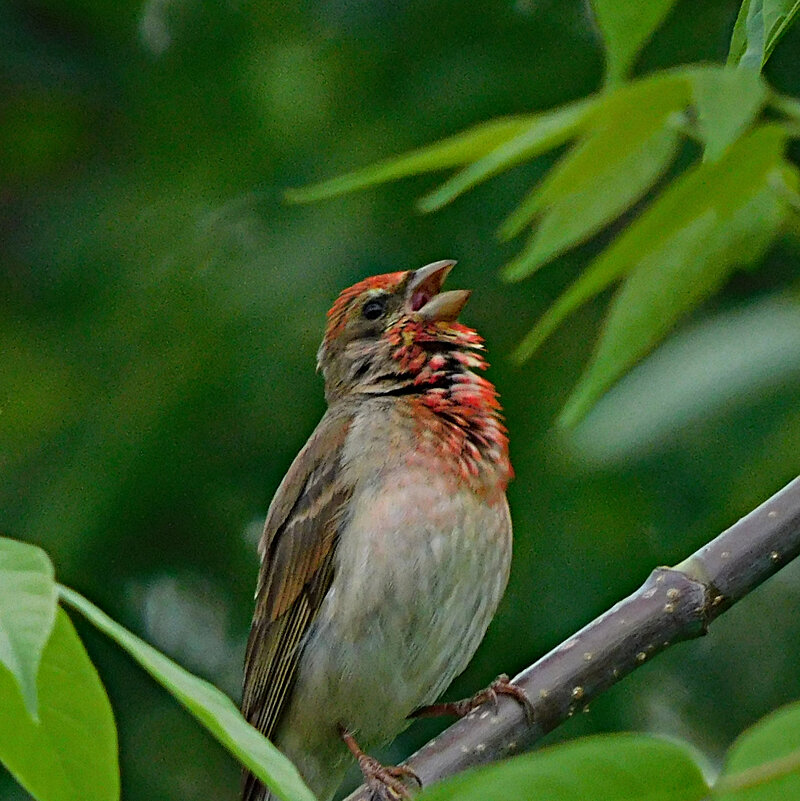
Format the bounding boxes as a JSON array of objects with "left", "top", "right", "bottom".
[
  {"left": 320, "top": 267, "right": 512, "bottom": 491},
  {"left": 324, "top": 271, "right": 407, "bottom": 342}
]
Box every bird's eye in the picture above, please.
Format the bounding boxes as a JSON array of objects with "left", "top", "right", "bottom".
[{"left": 362, "top": 297, "right": 387, "bottom": 320}]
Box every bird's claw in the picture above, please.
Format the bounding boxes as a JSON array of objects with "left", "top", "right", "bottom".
[
  {"left": 482, "top": 674, "right": 536, "bottom": 724},
  {"left": 410, "top": 673, "right": 535, "bottom": 725},
  {"left": 359, "top": 756, "right": 420, "bottom": 801},
  {"left": 339, "top": 725, "right": 421, "bottom": 800}
]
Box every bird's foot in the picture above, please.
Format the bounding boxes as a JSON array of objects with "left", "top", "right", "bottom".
[
  {"left": 410, "top": 673, "right": 535, "bottom": 724},
  {"left": 339, "top": 726, "right": 421, "bottom": 801}
]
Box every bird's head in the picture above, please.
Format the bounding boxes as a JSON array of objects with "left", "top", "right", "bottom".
[{"left": 317, "top": 260, "right": 479, "bottom": 401}]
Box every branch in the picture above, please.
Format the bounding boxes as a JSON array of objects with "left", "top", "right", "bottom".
[{"left": 344, "top": 475, "right": 800, "bottom": 800}]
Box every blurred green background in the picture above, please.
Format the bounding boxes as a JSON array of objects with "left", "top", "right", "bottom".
[{"left": 2, "top": 0, "right": 800, "bottom": 799}]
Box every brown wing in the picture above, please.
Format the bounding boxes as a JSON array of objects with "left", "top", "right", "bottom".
[{"left": 241, "top": 411, "right": 353, "bottom": 801}]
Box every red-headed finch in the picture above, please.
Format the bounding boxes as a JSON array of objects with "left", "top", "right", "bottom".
[{"left": 242, "top": 261, "right": 513, "bottom": 801}]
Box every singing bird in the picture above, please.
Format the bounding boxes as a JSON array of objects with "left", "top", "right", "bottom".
[{"left": 242, "top": 261, "right": 514, "bottom": 801}]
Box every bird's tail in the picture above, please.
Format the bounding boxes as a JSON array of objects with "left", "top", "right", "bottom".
[{"left": 241, "top": 770, "right": 272, "bottom": 801}]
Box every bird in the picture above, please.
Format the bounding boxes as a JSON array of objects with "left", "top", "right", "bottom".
[{"left": 241, "top": 260, "right": 514, "bottom": 801}]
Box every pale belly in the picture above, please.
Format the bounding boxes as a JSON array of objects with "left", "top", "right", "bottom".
[{"left": 273, "top": 466, "right": 511, "bottom": 799}]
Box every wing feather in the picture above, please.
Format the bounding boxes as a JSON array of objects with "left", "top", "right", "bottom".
[{"left": 241, "top": 411, "right": 352, "bottom": 801}]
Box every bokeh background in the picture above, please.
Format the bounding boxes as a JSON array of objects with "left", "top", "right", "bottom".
[{"left": 3, "top": 0, "right": 800, "bottom": 798}]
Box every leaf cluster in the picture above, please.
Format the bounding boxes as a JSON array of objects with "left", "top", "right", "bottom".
[
  {"left": 0, "top": 537, "right": 314, "bottom": 801},
  {"left": 287, "top": 0, "right": 800, "bottom": 425}
]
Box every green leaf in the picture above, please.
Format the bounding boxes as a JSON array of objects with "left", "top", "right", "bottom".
[
  {"left": 0, "top": 608, "right": 119, "bottom": 801},
  {"left": 59, "top": 585, "right": 317, "bottom": 801},
  {"left": 591, "top": 0, "right": 680, "bottom": 84},
  {"left": 0, "top": 536, "right": 58, "bottom": 720},
  {"left": 417, "top": 733, "right": 709, "bottom": 801},
  {"left": 284, "top": 116, "right": 537, "bottom": 204},
  {"left": 763, "top": 0, "right": 800, "bottom": 63},
  {"left": 728, "top": 0, "right": 764, "bottom": 70},
  {"left": 513, "top": 124, "right": 787, "bottom": 364},
  {"left": 502, "top": 75, "right": 687, "bottom": 280},
  {"left": 417, "top": 98, "right": 597, "bottom": 212},
  {"left": 714, "top": 700, "right": 800, "bottom": 799},
  {"left": 728, "top": 0, "right": 800, "bottom": 70},
  {"left": 689, "top": 67, "right": 767, "bottom": 161},
  {"left": 567, "top": 296, "right": 800, "bottom": 466},
  {"left": 559, "top": 144, "right": 791, "bottom": 426}
]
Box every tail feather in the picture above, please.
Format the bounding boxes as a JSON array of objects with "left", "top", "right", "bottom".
[{"left": 241, "top": 770, "right": 270, "bottom": 801}]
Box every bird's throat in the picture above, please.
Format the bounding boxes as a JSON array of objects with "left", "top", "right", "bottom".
[{"left": 386, "top": 322, "right": 513, "bottom": 491}]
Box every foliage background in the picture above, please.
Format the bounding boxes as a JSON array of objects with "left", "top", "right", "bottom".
[{"left": 2, "top": 0, "right": 800, "bottom": 799}]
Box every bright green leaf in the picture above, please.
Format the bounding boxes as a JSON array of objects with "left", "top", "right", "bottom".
[
  {"left": 417, "top": 98, "right": 597, "bottom": 212},
  {"left": 728, "top": 0, "right": 750, "bottom": 63},
  {"left": 558, "top": 212, "right": 716, "bottom": 426},
  {"left": 0, "top": 608, "right": 119, "bottom": 801},
  {"left": 560, "top": 184, "right": 784, "bottom": 425},
  {"left": 728, "top": 0, "right": 800, "bottom": 70},
  {"left": 513, "top": 125, "right": 787, "bottom": 365},
  {"left": 714, "top": 700, "right": 800, "bottom": 799},
  {"left": 689, "top": 66, "right": 766, "bottom": 160},
  {"left": 728, "top": 0, "right": 765, "bottom": 70},
  {"left": 502, "top": 75, "right": 687, "bottom": 280},
  {"left": 559, "top": 146, "right": 791, "bottom": 426},
  {"left": 568, "top": 296, "right": 800, "bottom": 465},
  {"left": 417, "top": 733, "right": 709, "bottom": 801},
  {"left": 591, "top": 0, "right": 680, "bottom": 84},
  {"left": 59, "top": 585, "right": 317, "bottom": 801},
  {"left": 284, "top": 116, "right": 537, "bottom": 204},
  {"left": 0, "top": 536, "right": 58, "bottom": 720},
  {"left": 764, "top": 0, "right": 800, "bottom": 63},
  {"left": 502, "top": 131, "right": 677, "bottom": 279}
]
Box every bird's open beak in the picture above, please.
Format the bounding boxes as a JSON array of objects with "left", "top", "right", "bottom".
[{"left": 407, "top": 260, "right": 471, "bottom": 322}]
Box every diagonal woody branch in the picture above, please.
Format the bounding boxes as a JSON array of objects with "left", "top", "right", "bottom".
[{"left": 345, "top": 475, "right": 800, "bottom": 800}]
